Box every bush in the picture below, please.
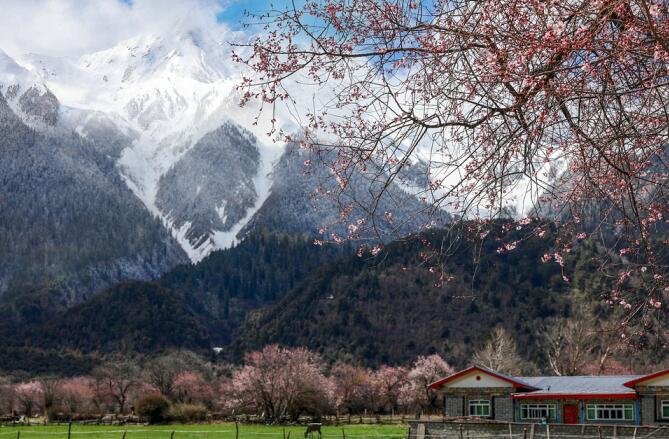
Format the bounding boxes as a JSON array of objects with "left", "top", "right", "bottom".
[
  {"left": 168, "top": 403, "right": 208, "bottom": 422},
  {"left": 136, "top": 394, "right": 170, "bottom": 424}
]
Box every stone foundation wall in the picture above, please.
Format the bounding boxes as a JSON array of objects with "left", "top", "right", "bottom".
[{"left": 409, "top": 420, "right": 669, "bottom": 439}]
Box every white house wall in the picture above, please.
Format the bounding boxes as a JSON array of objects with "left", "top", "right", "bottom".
[
  {"left": 638, "top": 374, "right": 669, "bottom": 386},
  {"left": 441, "top": 371, "right": 513, "bottom": 388}
]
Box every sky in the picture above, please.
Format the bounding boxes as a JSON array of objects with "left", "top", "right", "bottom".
[{"left": 0, "top": 0, "right": 283, "bottom": 60}]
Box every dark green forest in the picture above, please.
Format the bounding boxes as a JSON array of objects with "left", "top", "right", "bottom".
[{"left": 0, "top": 225, "right": 662, "bottom": 376}]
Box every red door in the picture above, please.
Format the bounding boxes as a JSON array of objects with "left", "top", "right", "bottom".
[{"left": 563, "top": 405, "right": 579, "bottom": 424}]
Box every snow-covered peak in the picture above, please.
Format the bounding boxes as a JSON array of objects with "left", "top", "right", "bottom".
[
  {"left": 0, "top": 49, "right": 58, "bottom": 126},
  {"left": 77, "top": 26, "right": 233, "bottom": 87},
  {"left": 16, "top": 22, "right": 288, "bottom": 262},
  {"left": 0, "top": 49, "right": 47, "bottom": 95},
  {"left": 0, "top": 48, "right": 27, "bottom": 76},
  {"left": 23, "top": 24, "right": 239, "bottom": 125}
]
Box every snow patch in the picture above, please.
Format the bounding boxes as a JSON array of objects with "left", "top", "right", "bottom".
[
  {"left": 210, "top": 141, "right": 283, "bottom": 251},
  {"left": 215, "top": 201, "right": 227, "bottom": 224}
]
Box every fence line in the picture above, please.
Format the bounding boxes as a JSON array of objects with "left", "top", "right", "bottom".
[
  {"left": 0, "top": 433, "right": 408, "bottom": 439},
  {"left": 2, "top": 415, "right": 420, "bottom": 428},
  {"left": 7, "top": 433, "right": 669, "bottom": 439}
]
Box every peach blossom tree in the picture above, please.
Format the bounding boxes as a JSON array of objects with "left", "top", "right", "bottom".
[{"left": 235, "top": 0, "right": 669, "bottom": 339}]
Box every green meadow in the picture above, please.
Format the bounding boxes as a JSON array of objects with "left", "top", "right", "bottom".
[{"left": 0, "top": 423, "right": 408, "bottom": 439}]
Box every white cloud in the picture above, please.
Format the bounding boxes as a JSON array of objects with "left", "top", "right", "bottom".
[{"left": 0, "top": 0, "right": 226, "bottom": 59}]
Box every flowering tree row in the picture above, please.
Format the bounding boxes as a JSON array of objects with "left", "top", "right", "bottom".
[{"left": 0, "top": 347, "right": 453, "bottom": 422}]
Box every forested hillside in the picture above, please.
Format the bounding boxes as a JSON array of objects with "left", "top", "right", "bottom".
[
  {"left": 0, "top": 79, "right": 187, "bottom": 307},
  {"left": 0, "top": 230, "right": 347, "bottom": 374},
  {"left": 0, "top": 224, "right": 661, "bottom": 376},
  {"left": 230, "top": 225, "right": 618, "bottom": 368}
]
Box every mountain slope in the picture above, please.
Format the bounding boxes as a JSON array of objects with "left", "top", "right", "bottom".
[
  {"left": 22, "top": 28, "right": 284, "bottom": 262},
  {"left": 241, "top": 143, "right": 449, "bottom": 240},
  {"left": 42, "top": 281, "right": 211, "bottom": 353},
  {"left": 156, "top": 123, "right": 271, "bottom": 259},
  {"left": 230, "top": 226, "right": 599, "bottom": 367},
  {"left": 0, "top": 55, "right": 188, "bottom": 304},
  {"left": 3, "top": 230, "right": 347, "bottom": 363},
  {"left": 0, "top": 223, "right": 647, "bottom": 375}
]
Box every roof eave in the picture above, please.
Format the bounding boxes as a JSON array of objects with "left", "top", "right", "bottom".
[
  {"left": 513, "top": 393, "right": 638, "bottom": 400},
  {"left": 623, "top": 369, "right": 669, "bottom": 388},
  {"left": 429, "top": 365, "right": 539, "bottom": 391}
]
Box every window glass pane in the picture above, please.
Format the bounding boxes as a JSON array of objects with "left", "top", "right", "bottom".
[
  {"left": 520, "top": 404, "right": 556, "bottom": 420},
  {"left": 624, "top": 407, "right": 633, "bottom": 420},
  {"left": 662, "top": 401, "right": 669, "bottom": 419},
  {"left": 586, "top": 404, "right": 633, "bottom": 421},
  {"left": 587, "top": 406, "right": 596, "bottom": 420},
  {"left": 469, "top": 400, "right": 490, "bottom": 417}
]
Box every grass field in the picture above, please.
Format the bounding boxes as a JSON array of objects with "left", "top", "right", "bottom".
[{"left": 0, "top": 423, "right": 408, "bottom": 439}]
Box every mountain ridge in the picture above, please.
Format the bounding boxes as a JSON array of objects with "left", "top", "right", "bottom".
[{"left": 1, "top": 32, "right": 442, "bottom": 305}]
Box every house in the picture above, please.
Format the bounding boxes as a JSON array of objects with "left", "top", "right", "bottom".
[{"left": 430, "top": 365, "right": 669, "bottom": 425}]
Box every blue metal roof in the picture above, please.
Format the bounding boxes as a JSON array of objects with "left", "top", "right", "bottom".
[
  {"left": 517, "top": 375, "right": 642, "bottom": 395},
  {"left": 473, "top": 365, "right": 539, "bottom": 390}
]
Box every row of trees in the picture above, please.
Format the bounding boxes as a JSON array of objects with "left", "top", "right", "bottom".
[
  {"left": 0, "top": 316, "right": 648, "bottom": 422},
  {"left": 0, "top": 347, "right": 453, "bottom": 422}
]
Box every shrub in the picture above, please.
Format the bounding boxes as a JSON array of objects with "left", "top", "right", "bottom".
[
  {"left": 136, "top": 394, "right": 170, "bottom": 424},
  {"left": 168, "top": 403, "right": 208, "bottom": 422}
]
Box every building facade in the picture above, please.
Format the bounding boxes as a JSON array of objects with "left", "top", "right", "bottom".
[{"left": 431, "top": 365, "right": 669, "bottom": 425}]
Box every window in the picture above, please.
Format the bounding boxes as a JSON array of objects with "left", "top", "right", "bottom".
[
  {"left": 661, "top": 401, "right": 669, "bottom": 419},
  {"left": 520, "top": 404, "right": 557, "bottom": 420},
  {"left": 586, "top": 404, "right": 634, "bottom": 421},
  {"left": 469, "top": 400, "right": 491, "bottom": 417}
]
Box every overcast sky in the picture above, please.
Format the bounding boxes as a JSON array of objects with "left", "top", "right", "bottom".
[{"left": 0, "top": 0, "right": 276, "bottom": 59}]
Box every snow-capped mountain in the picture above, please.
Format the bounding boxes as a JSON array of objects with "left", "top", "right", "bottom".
[
  {"left": 1, "top": 19, "right": 440, "bottom": 289},
  {"left": 21, "top": 25, "right": 286, "bottom": 262},
  {"left": 0, "top": 51, "right": 188, "bottom": 303}
]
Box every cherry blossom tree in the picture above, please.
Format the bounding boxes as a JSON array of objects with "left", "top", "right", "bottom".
[
  {"left": 373, "top": 365, "right": 407, "bottom": 413},
  {"left": 226, "top": 345, "right": 333, "bottom": 421},
  {"left": 89, "top": 370, "right": 114, "bottom": 414},
  {"left": 144, "top": 351, "right": 209, "bottom": 402},
  {"left": 235, "top": 0, "right": 669, "bottom": 337},
  {"left": 14, "top": 381, "right": 42, "bottom": 417},
  {"left": 0, "top": 377, "right": 15, "bottom": 416},
  {"left": 59, "top": 377, "right": 96, "bottom": 416},
  {"left": 37, "top": 376, "right": 63, "bottom": 419},
  {"left": 91, "top": 361, "right": 140, "bottom": 414},
  {"left": 401, "top": 354, "right": 452, "bottom": 414},
  {"left": 330, "top": 363, "right": 377, "bottom": 414},
  {"left": 173, "top": 371, "right": 215, "bottom": 407}
]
